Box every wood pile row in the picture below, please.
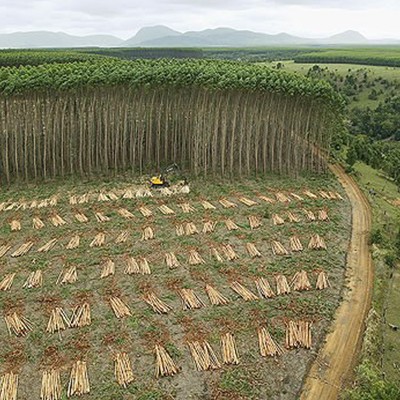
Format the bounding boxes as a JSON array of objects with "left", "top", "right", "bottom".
[
  {"left": 114, "top": 352, "right": 134, "bottom": 388},
  {"left": 258, "top": 195, "right": 274, "bottom": 204},
  {"left": 210, "top": 246, "right": 224, "bottom": 263},
  {"left": 90, "top": 232, "right": 105, "bottom": 247},
  {"left": 230, "top": 281, "right": 258, "bottom": 301},
  {"left": 142, "top": 227, "right": 154, "bottom": 241},
  {"left": 316, "top": 271, "right": 330, "bottom": 290},
  {"left": 138, "top": 206, "right": 152, "bottom": 217},
  {"left": 66, "top": 235, "right": 80, "bottom": 250},
  {"left": 143, "top": 292, "right": 172, "bottom": 314},
  {"left": 109, "top": 297, "right": 131, "bottom": 319},
  {"left": 303, "top": 209, "right": 316, "bottom": 222},
  {"left": 67, "top": 361, "right": 90, "bottom": 397},
  {"left": 46, "top": 307, "right": 70, "bottom": 334},
  {"left": 225, "top": 219, "right": 239, "bottom": 231},
  {"left": 289, "top": 236, "right": 303, "bottom": 252},
  {"left": 290, "top": 270, "right": 311, "bottom": 291},
  {"left": 165, "top": 252, "right": 180, "bottom": 269},
  {"left": 248, "top": 215, "right": 262, "bottom": 229},
  {"left": 0, "top": 372, "right": 18, "bottom": 400},
  {"left": 117, "top": 208, "right": 134, "bottom": 220},
  {"left": 178, "top": 288, "right": 205, "bottom": 310},
  {"left": 271, "top": 241, "right": 288, "bottom": 256},
  {"left": 158, "top": 205, "right": 175, "bottom": 215},
  {"left": 238, "top": 197, "right": 257, "bottom": 207},
  {"left": 57, "top": 266, "right": 77, "bottom": 285},
  {"left": 74, "top": 212, "right": 88, "bottom": 223},
  {"left": 4, "top": 312, "right": 33, "bottom": 337},
  {"left": 135, "top": 188, "right": 152, "bottom": 198},
  {"left": 187, "top": 341, "right": 221, "bottom": 371},
  {"left": 0, "top": 245, "right": 11, "bottom": 259},
  {"left": 290, "top": 193, "right": 303, "bottom": 201},
  {"left": 100, "top": 259, "right": 115, "bottom": 278},
  {"left": 318, "top": 210, "right": 329, "bottom": 221},
  {"left": 275, "top": 275, "right": 291, "bottom": 295},
  {"left": 221, "top": 333, "right": 239, "bottom": 365},
  {"left": 219, "top": 198, "right": 237, "bottom": 209},
  {"left": 155, "top": 345, "right": 179, "bottom": 378},
  {"left": 179, "top": 203, "right": 195, "bottom": 213},
  {"left": 188, "top": 250, "right": 205, "bottom": 265},
  {"left": 255, "top": 277, "right": 275, "bottom": 299},
  {"left": 285, "top": 320, "right": 312, "bottom": 349},
  {"left": 205, "top": 284, "right": 230, "bottom": 306},
  {"left": 272, "top": 214, "right": 284, "bottom": 225},
  {"left": 70, "top": 303, "right": 91, "bottom": 328},
  {"left": 23, "top": 270, "right": 42, "bottom": 289},
  {"left": 115, "top": 231, "right": 129, "bottom": 244},
  {"left": 287, "top": 211, "right": 300, "bottom": 223},
  {"left": 0, "top": 273, "right": 15, "bottom": 291},
  {"left": 202, "top": 220, "right": 216, "bottom": 233},
  {"left": 11, "top": 241, "right": 34, "bottom": 257},
  {"left": 200, "top": 200, "right": 216, "bottom": 210},
  {"left": 41, "top": 369, "right": 61, "bottom": 400},
  {"left": 246, "top": 243, "right": 261, "bottom": 258},
  {"left": 50, "top": 214, "right": 67, "bottom": 227},
  {"left": 122, "top": 189, "right": 135, "bottom": 199},
  {"left": 258, "top": 327, "right": 284, "bottom": 357},
  {"left": 10, "top": 220, "right": 21, "bottom": 232},
  {"left": 308, "top": 234, "right": 327, "bottom": 250},
  {"left": 33, "top": 217, "right": 45, "bottom": 229},
  {"left": 184, "top": 222, "right": 198, "bottom": 235},
  {"left": 304, "top": 190, "right": 317, "bottom": 199},
  {"left": 94, "top": 212, "right": 110, "bottom": 223},
  {"left": 221, "top": 244, "right": 239, "bottom": 261},
  {"left": 275, "top": 192, "right": 291, "bottom": 203},
  {"left": 124, "top": 257, "right": 151, "bottom": 275},
  {"left": 175, "top": 223, "right": 185, "bottom": 237},
  {"left": 37, "top": 239, "right": 58, "bottom": 253}
]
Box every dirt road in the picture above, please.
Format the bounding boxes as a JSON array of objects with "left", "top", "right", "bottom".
[{"left": 301, "top": 164, "right": 373, "bottom": 400}]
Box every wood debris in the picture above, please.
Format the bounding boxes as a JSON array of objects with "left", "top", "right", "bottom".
[
  {"left": 41, "top": 369, "right": 61, "bottom": 400},
  {"left": 188, "top": 250, "right": 205, "bottom": 265},
  {"left": 184, "top": 222, "right": 198, "bottom": 235},
  {"left": 5, "top": 312, "right": 33, "bottom": 336},
  {"left": 136, "top": 188, "right": 152, "bottom": 198},
  {"left": 37, "top": 239, "right": 58, "bottom": 253},
  {"left": 178, "top": 288, "right": 205, "bottom": 310},
  {"left": 46, "top": 307, "right": 71, "bottom": 333},
  {"left": 328, "top": 192, "right": 338, "bottom": 200},
  {"left": 155, "top": 345, "right": 179, "bottom": 378},
  {"left": 205, "top": 284, "right": 230, "bottom": 306},
  {"left": 257, "top": 195, "right": 275, "bottom": 204},
  {"left": 77, "top": 194, "right": 90, "bottom": 204},
  {"left": 109, "top": 297, "right": 131, "bottom": 318},
  {"left": 117, "top": 208, "right": 135, "bottom": 220},
  {"left": 248, "top": 215, "right": 262, "bottom": 229},
  {"left": 69, "top": 195, "right": 78, "bottom": 205},
  {"left": 114, "top": 352, "right": 134, "bottom": 388},
  {"left": 100, "top": 259, "right": 115, "bottom": 278},
  {"left": 74, "top": 212, "right": 89, "bottom": 223},
  {"left": 158, "top": 205, "right": 175, "bottom": 215},
  {"left": 210, "top": 246, "right": 224, "bottom": 263},
  {"left": 258, "top": 327, "right": 284, "bottom": 357},
  {"left": 124, "top": 256, "right": 151, "bottom": 275},
  {"left": 255, "top": 277, "right": 275, "bottom": 299},
  {"left": 175, "top": 223, "right": 185, "bottom": 237},
  {"left": 11, "top": 241, "right": 34, "bottom": 257},
  {"left": 143, "top": 292, "right": 172, "bottom": 314},
  {"left": 319, "top": 191, "right": 330, "bottom": 199},
  {"left": 230, "top": 281, "right": 258, "bottom": 301},
  {"left": 139, "top": 258, "right": 151, "bottom": 274},
  {"left": 10, "top": 220, "right": 21, "bottom": 232},
  {"left": 200, "top": 200, "right": 216, "bottom": 210},
  {"left": 222, "top": 244, "right": 239, "bottom": 261},
  {"left": 122, "top": 189, "right": 135, "bottom": 199},
  {"left": 57, "top": 266, "right": 77, "bottom": 285},
  {"left": 289, "top": 236, "right": 303, "bottom": 252},
  {"left": 290, "top": 193, "right": 304, "bottom": 201},
  {"left": 70, "top": 303, "right": 91, "bottom": 328},
  {"left": 90, "top": 232, "right": 105, "bottom": 247},
  {"left": 50, "top": 214, "right": 67, "bottom": 227},
  {"left": 308, "top": 234, "right": 327, "bottom": 250},
  {"left": 67, "top": 360, "right": 90, "bottom": 397},
  {"left": 218, "top": 198, "right": 237, "bottom": 208},
  {"left": 179, "top": 203, "right": 195, "bottom": 213},
  {"left": 33, "top": 217, "right": 45, "bottom": 229},
  {"left": 115, "top": 231, "right": 129, "bottom": 244},
  {"left": 138, "top": 206, "right": 152, "bottom": 217},
  {"left": 238, "top": 197, "right": 258, "bottom": 207},
  {"left": 287, "top": 211, "right": 300, "bottom": 223},
  {"left": 275, "top": 275, "right": 291, "bottom": 295},
  {"left": 23, "top": 270, "right": 42, "bottom": 289},
  {"left": 271, "top": 241, "right": 288, "bottom": 256},
  {"left": 318, "top": 210, "right": 330, "bottom": 221},
  {"left": 290, "top": 270, "right": 311, "bottom": 291},
  {"left": 335, "top": 192, "right": 344, "bottom": 200},
  {"left": 315, "top": 271, "right": 330, "bottom": 290},
  {"left": 187, "top": 341, "right": 221, "bottom": 371},
  {"left": 221, "top": 333, "right": 239, "bottom": 365},
  {"left": 66, "top": 235, "right": 80, "bottom": 250},
  {"left": 142, "top": 226, "right": 154, "bottom": 241},
  {"left": 225, "top": 219, "right": 239, "bottom": 231},
  {"left": 94, "top": 212, "right": 110, "bottom": 223},
  {"left": 202, "top": 220, "right": 216, "bottom": 233},
  {"left": 285, "top": 320, "right": 312, "bottom": 349},
  {"left": 303, "top": 190, "right": 318, "bottom": 199},
  {"left": 165, "top": 252, "right": 180, "bottom": 269},
  {"left": 107, "top": 191, "right": 119, "bottom": 201},
  {"left": 0, "top": 245, "right": 11, "bottom": 259},
  {"left": 272, "top": 214, "right": 285, "bottom": 225},
  {"left": 275, "top": 192, "right": 291, "bottom": 203},
  {"left": 303, "top": 209, "right": 316, "bottom": 222},
  {"left": 0, "top": 372, "right": 18, "bottom": 400},
  {"left": 98, "top": 192, "right": 110, "bottom": 202},
  {"left": 0, "top": 273, "right": 15, "bottom": 291},
  {"left": 246, "top": 243, "right": 262, "bottom": 258}
]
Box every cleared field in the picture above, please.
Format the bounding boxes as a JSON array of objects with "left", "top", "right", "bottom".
[{"left": 0, "top": 173, "right": 351, "bottom": 399}]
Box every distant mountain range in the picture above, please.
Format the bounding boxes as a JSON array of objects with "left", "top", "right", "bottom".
[{"left": 0, "top": 26, "right": 399, "bottom": 48}]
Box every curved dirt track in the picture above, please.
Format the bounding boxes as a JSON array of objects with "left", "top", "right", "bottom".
[{"left": 301, "top": 164, "right": 373, "bottom": 400}]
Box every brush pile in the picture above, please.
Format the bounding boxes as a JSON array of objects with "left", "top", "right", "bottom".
[
  {"left": 67, "top": 361, "right": 90, "bottom": 397},
  {"left": 0, "top": 273, "right": 15, "bottom": 291},
  {"left": 225, "top": 219, "right": 239, "bottom": 231},
  {"left": 219, "top": 198, "right": 237, "bottom": 208},
  {"left": 33, "top": 217, "right": 45, "bottom": 229},
  {"left": 289, "top": 236, "right": 303, "bottom": 252},
  {"left": 318, "top": 210, "right": 330, "bottom": 222},
  {"left": 185, "top": 222, "right": 198, "bottom": 236},
  {"left": 222, "top": 244, "right": 239, "bottom": 261},
  {"left": 304, "top": 190, "right": 317, "bottom": 199},
  {"left": 142, "top": 227, "right": 154, "bottom": 241},
  {"left": 41, "top": 369, "right": 61, "bottom": 400},
  {"left": 200, "top": 200, "right": 216, "bottom": 210},
  {"left": 165, "top": 252, "right": 180, "bottom": 269},
  {"left": 114, "top": 352, "right": 134, "bottom": 388},
  {"left": 138, "top": 206, "right": 152, "bottom": 217},
  {"left": 143, "top": 292, "right": 172, "bottom": 314},
  {"left": 315, "top": 271, "right": 330, "bottom": 290},
  {"left": 210, "top": 246, "right": 224, "bottom": 263},
  {"left": 70, "top": 303, "right": 91, "bottom": 328},
  {"left": 238, "top": 197, "right": 257, "bottom": 207},
  {"left": 248, "top": 215, "right": 262, "bottom": 229},
  {"left": 285, "top": 320, "right": 312, "bottom": 349},
  {"left": 272, "top": 214, "right": 284, "bottom": 225},
  {"left": 271, "top": 241, "right": 288, "bottom": 256},
  {"left": 221, "top": 333, "right": 239, "bottom": 365},
  {"left": 287, "top": 211, "right": 300, "bottom": 223},
  {"left": 202, "top": 220, "right": 216, "bottom": 233},
  {"left": 275, "top": 275, "right": 291, "bottom": 295},
  {"left": 303, "top": 209, "right": 316, "bottom": 222},
  {"left": 74, "top": 212, "right": 89, "bottom": 223},
  {"left": 115, "top": 231, "right": 129, "bottom": 244},
  {"left": 57, "top": 266, "right": 77, "bottom": 285},
  {"left": 11, "top": 241, "right": 34, "bottom": 257},
  {"left": 205, "top": 284, "right": 230, "bottom": 306},
  {"left": 155, "top": 345, "right": 179, "bottom": 378},
  {"left": 100, "top": 259, "right": 115, "bottom": 278},
  {"left": 255, "top": 277, "right": 275, "bottom": 299},
  {"left": 179, "top": 203, "right": 195, "bottom": 213},
  {"left": 246, "top": 243, "right": 261, "bottom": 258},
  {"left": 258, "top": 195, "right": 274, "bottom": 204},
  {"left": 158, "top": 205, "right": 175, "bottom": 215},
  {"left": 290, "top": 270, "right": 311, "bottom": 291},
  {"left": 188, "top": 250, "right": 205, "bottom": 265},
  {"left": 46, "top": 307, "right": 71, "bottom": 334},
  {"left": 258, "top": 327, "right": 284, "bottom": 357},
  {"left": 50, "top": 214, "right": 67, "bottom": 227},
  {"left": 123, "top": 257, "right": 151, "bottom": 275},
  {"left": 66, "top": 235, "right": 80, "bottom": 250},
  {"left": 109, "top": 297, "right": 132, "bottom": 318},
  {"left": 0, "top": 372, "right": 18, "bottom": 400},
  {"left": 117, "top": 208, "right": 135, "bottom": 220},
  {"left": 23, "top": 270, "right": 42, "bottom": 289},
  {"left": 230, "top": 281, "right": 258, "bottom": 301},
  {"left": 4, "top": 312, "right": 33, "bottom": 337},
  {"left": 308, "top": 234, "right": 327, "bottom": 250},
  {"left": 10, "top": 220, "right": 21, "bottom": 232},
  {"left": 187, "top": 341, "right": 221, "bottom": 371},
  {"left": 94, "top": 212, "right": 110, "bottom": 223},
  {"left": 0, "top": 245, "right": 11, "bottom": 259},
  {"left": 90, "top": 232, "right": 105, "bottom": 247},
  {"left": 37, "top": 239, "right": 58, "bottom": 253},
  {"left": 178, "top": 288, "right": 205, "bottom": 310}
]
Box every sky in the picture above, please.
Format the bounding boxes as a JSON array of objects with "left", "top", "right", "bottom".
[{"left": 0, "top": 0, "right": 399, "bottom": 40}]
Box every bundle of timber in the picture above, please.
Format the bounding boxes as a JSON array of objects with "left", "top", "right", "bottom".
[
  {"left": 290, "top": 270, "right": 311, "bottom": 291},
  {"left": 109, "top": 297, "right": 132, "bottom": 318},
  {"left": 107, "top": 191, "right": 119, "bottom": 201},
  {"left": 155, "top": 345, "right": 179, "bottom": 378},
  {"left": 143, "top": 292, "right": 172, "bottom": 314},
  {"left": 57, "top": 266, "right": 77, "bottom": 285},
  {"left": 100, "top": 259, "right": 115, "bottom": 279},
  {"left": 0, "top": 372, "right": 18, "bottom": 400},
  {"left": 123, "top": 257, "right": 151, "bottom": 275},
  {"left": 77, "top": 193, "right": 90, "bottom": 204},
  {"left": 258, "top": 195, "right": 275, "bottom": 204},
  {"left": 158, "top": 205, "right": 175, "bottom": 215},
  {"left": 114, "top": 352, "right": 134, "bottom": 388},
  {"left": 122, "top": 189, "right": 135, "bottom": 199},
  {"left": 219, "top": 198, "right": 237, "bottom": 209},
  {"left": 70, "top": 303, "right": 91, "bottom": 328},
  {"left": 318, "top": 210, "right": 330, "bottom": 222},
  {"left": 175, "top": 224, "right": 185, "bottom": 237},
  {"left": 238, "top": 197, "right": 258, "bottom": 207},
  {"left": 0, "top": 244, "right": 11, "bottom": 259},
  {"left": 287, "top": 211, "right": 300, "bottom": 223},
  {"left": 136, "top": 188, "right": 152, "bottom": 198},
  {"left": 50, "top": 214, "right": 67, "bottom": 227},
  {"left": 187, "top": 341, "right": 221, "bottom": 371},
  {"left": 285, "top": 320, "right": 312, "bottom": 349},
  {"left": 142, "top": 227, "right": 154, "bottom": 241},
  {"left": 94, "top": 211, "right": 110, "bottom": 223},
  {"left": 117, "top": 208, "right": 135, "bottom": 220},
  {"left": 200, "top": 200, "right": 216, "bottom": 210},
  {"left": 205, "top": 284, "right": 230, "bottom": 306},
  {"left": 246, "top": 243, "right": 261, "bottom": 258},
  {"left": 258, "top": 327, "right": 284, "bottom": 357},
  {"left": 0, "top": 273, "right": 15, "bottom": 291},
  {"left": 98, "top": 192, "right": 110, "bottom": 202},
  {"left": 115, "top": 231, "right": 129, "bottom": 244},
  {"left": 315, "top": 271, "right": 330, "bottom": 290},
  {"left": 66, "top": 235, "right": 80, "bottom": 250},
  {"left": 272, "top": 214, "right": 284, "bottom": 225},
  {"left": 289, "top": 236, "right": 303, "bottom": 252},
  {"left": 165, "top": 252, "right": 180, "bottom": 269},
  {"left": 318, "top": 190, "right": 330, "bottom": 200},
  {"left": 202, "top": 220, "right": 216, "bottom": 233},
  {"left": 179, "top": 203, "right": 195, "bottom": 213},
  {"left": 178, "top": 288, "right": 205, "bottom": 310},
  {"left": 303, "top": 190, "right": 318, "bottom": 199},
  {"left": 37, "top": 239, "right": 58, "bottom": 253},
  {"left": 185, "top": 222, "right": 198, "bottom": 236},
  {"left": 69, "top": 195, "right": 77, "bottom": 205},
  {"left": 303, "top": 209, "right": 316, "bottom": 222},
  {"left": 67, "top": 361, "right": 90, "bottom": 397},
  {"left": 41, "top": 369, "right": 61, "bottom": 400},
  {"left": 248, "top": 215, "right": 262, "bottom": 229},
  {"left": 271, "top": 241, "right": 288, "bottom": 256},
  {"left": 221, "top": 333, "right": 239, "bottom": 365},
  {"left": 275, "top": 275, "right": 291, "bottom": 295},
  {"left": 308, "top": 234, "right": 327, "bottom": 250},
  {"left": 90, "top": 232, "right": 106, "bottom": 247},
  {"left": 46, "top": 307, "right": 71, "bottom": 334},
  {"left": 138, "top": 206, "right": 152, "bottom": 217},
  {"left": 4, "top": 312, "right": 33, "bottom": 336},
  {"left": 225, "top": 219, "right": 239, "bottom": 231},
  {"left": 11, "top": 241, "right": 34, "bottom": 257},
  {"left": 275, "top": 192, "right": 291, "bottom": 203},
  {"left": 10, "top": 220, "right": 21, "bottom": 232},
  {"left": 222, "top": 244, "right": 239, "bottom": 261},
  {"left": 33, "top": 217, "right": 45, "bottom": 229},
  {"left": 255, "top": 277, "right": 275, "bottom": 299},
  {"left": 23, "top": 270, "right": 42, "bottom": 289},
  {"left": 230, "top": 281, "right": 258, "bottom": 301},
  {"left": 188, "top": 250, "right": 205, "bottom": 265},
  {"left": 334, "top": 191, "right": 344, "bottom": 200},
  {"left": 210, "top": 246, "right": 224, "bottom": 263},
  {"left": 74, "top": 212, "right": 89, "bottom": 223},
  {"left": 290, "top": 193, "right": 304, "bottom": 201}
]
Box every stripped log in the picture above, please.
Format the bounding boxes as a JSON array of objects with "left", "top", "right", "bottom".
[
  {"left": 185, "top": 222, "right": 198, "bottom": 236},
  {"left": 0, "top": 245, "right": 11, "bottom": 259},
  {"left": 115, "top": 231, "right": 129, "bottom": 244},
  {"left": 200, "top": 200, "right": 216, "bottom": 210},
  {"left": 303, "top": 209, "right": 316, "bottom": 222},
  {"left": 257, "top": 195, "right": 275, "bottom": 204},
  {"left": 37, "top": 239, "right": 58, "bottom": 253},
  {"left": 221, "top": 244, "right": 239, "bottom": 261},
  {"left": 287, "top": 211, "right": 300, "bottom": 223},
  {"left": 272, "top": 214, "right": 284, "bottom": 225},
  {"left": 100, "top": 259, "right": 115, "bottom": 278},
  {"left": 178, "top": 203, "right": 195, "bottom": 213},
  {"left": 318, "top": 210, "right": 330, "bottom": 222},
  {"left": 188, "top": 250, "right": 205, "bottom": 265},
  {"left": 285, "top": 320, "right": 312, "bottom": 349},
  {"left": 0, "top": 372, "right": 18, "bottom": 400},
  {"left": 117, "top": 208, "right": 135, "bottom": 220},
  {"left": 219, "top": 198, "right": 237, "bottom": 209},
  {"left": 210, "top": 246, "right": 224, "bottom": 263},
  {"left": 158, "top": 205, "right": 175, "bottom": 215},
  {"left": 275, "top": 192, "right": 291, "bottom": 203},
  {"left": 33, "top": 217, "right": 45, "bottom": 229},
  {"left": 238, "top": 197, "right": 257, "bottom": 207},
  {"left": 316, "top": 271, "right": 330, "bottom": 290},
  {"left": 10, "top": 220, "right": 21, "bottom": 232},
  {"left": 50, "top": 214, "right": 67, "bottom": 227},
  {"left": 11, "top": 241, "right": 34, "bottom": 257},
  {"left": 225, "top": 219, "right": 239, "bottom": 231},
  {"left": 202, "top": 220, "right": 216, "bottom": 233},
  {"left": 138, "top": 206, "right": 152, "bottom": 217},
  {"left": 74, "top": 212, "right": 89, "bottom": 223},
  {"left": 94, "top": 212, "right": 110, "bottom": 223},
  {"left": 142, "top": 227, "right": 154, "bottom": 241},
  {"left": 90, "top": 232, "right": 105, "bottom": 247},
  {"left": 57, "top": 266, "right": 77, "bottom": 285},
  {"left": 308, "top": 234, "right": 327, "bottom": 250}
]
